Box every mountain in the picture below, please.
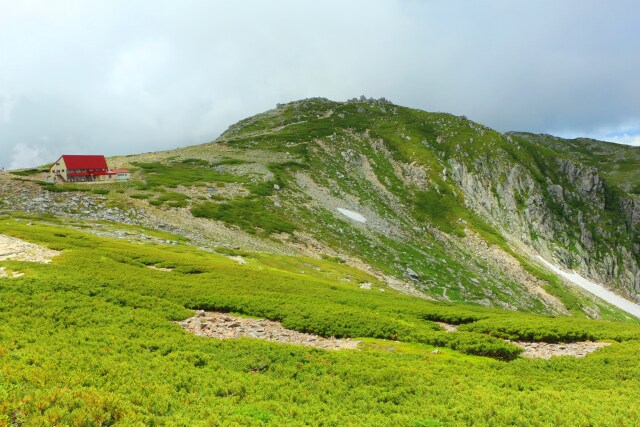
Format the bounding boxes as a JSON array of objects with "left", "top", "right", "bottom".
[
  {"left": 5, "top": 97, "right": 640, "bottom": 317},
  {"left": 509, "top": 132, "right": 640, "bottom": 194},
  {"left": 2, "top": 97, "right": 640, "bottom": 424},
  {"left": 134, "top": 97, "right": 639, "bottom": 310}
]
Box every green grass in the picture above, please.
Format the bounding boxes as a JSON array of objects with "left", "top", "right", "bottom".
[
  {"left": 2, "top": 217, "right": 640, "bottom": 424},
  {"left": 191, "top": 198, "right": 295, "bottom": 235},
  {"left": 149, "top": 191, "right": 190, "bottom": 208},
  {"left": 9, "top": 168, "right": 46, "bottom": 176},
  {"left": 413, "top": 188, "right": 467, "bottom": 237},
  {"left": 132, "top": 161, "right": 247, "bottom": 190}
]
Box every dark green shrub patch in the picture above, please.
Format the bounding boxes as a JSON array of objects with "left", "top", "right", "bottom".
[
  {"left": 10, "top": 168, "right": 45, "bottom": 176},
  {"left": 38, "top": 182, "right": 91, "bottom": 193},
  {"left": 459, "top": 316, "right": 640, "bottom": 343},
  {"left": 150, "top": 191, "right": 190, "bottom": 208},
  {"left": 2, "top": 217, "right": 640, "bottom": 424},
  {"left": 132, "top": 161, "right": 246, "bottom": 189},
  {"left": 191, "top": 199, "right": 295, "bottom": 235},
  {"left": 129, "top": 193, "right": 150, "bottom": 199}
]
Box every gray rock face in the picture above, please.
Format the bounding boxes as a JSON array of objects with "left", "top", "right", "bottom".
[
  {"left": 448, "top": 155, "right": 640, "bottom": 298},
  {"left": 405, "top": 267, "right": 419, "bottom": 280}
]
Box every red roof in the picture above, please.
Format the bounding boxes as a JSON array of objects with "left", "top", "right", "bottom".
[
  {"left": 59, "top": 155, "right": 108, "bottom": 170},
  {"left": 68, "top": 171, "right": 108, "bottom": 177}
]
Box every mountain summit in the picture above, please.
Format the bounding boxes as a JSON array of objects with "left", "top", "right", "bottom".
[{"left": 210, "top": 97, "right": 640, "bottom": 313}]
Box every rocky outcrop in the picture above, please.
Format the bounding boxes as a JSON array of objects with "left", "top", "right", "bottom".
[{"left": 448, "top": 152, "right": 640, "bottom": 298}]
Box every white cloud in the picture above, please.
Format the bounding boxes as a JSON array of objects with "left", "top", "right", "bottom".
[
  {"left": 607, "top": 134, "right": 640, "bottom": 146},
  {"left": 553, "top": 129, "right": 640, "bottom": 147},
  {"left": 8, "top": 143, "right": 55, "bottom": 169},
  {"left": 0, "top": 96, "right": 16, "bottom": 123},
  {"left": 0, "top": 0, "right": 639, "bottom": 161},
  {"left": 586, "top": 123, "right": 640, "bottom": 146}
]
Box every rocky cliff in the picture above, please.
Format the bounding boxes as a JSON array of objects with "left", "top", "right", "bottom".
[{"left": 448, "top": 149, "right": 640, "bottom": 299}]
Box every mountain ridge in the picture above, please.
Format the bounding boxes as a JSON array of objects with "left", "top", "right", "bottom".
[{"left": 4, "top": 97, "right": 639, "bottom": 319}]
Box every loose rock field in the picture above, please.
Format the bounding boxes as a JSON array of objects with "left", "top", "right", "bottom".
[
  {"left": 179, "top": 311, "right": 360, "bottom": 350},
  {"left": 514, "top": 341, "right": 611, "bottom": 359}
]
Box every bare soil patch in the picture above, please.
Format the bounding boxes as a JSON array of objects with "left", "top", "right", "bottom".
[
  {"left": 435, "top": 321, "right": 458, "bottom": 332},
  {"left": 436, "top": 321, "right": 610, "bottom": 359},
  {"left": 514, "top": 341, "right": 611, "bottom": 359},
  {"left": 147, "top": 265, "right": 173, "bottom": 272},
  {"left": 179, "top": 311, "right": 360, "bottom": 350},
  {"left": 0, "top": 267, "right": 24, "bottom": 278},
  {"left": 0, "top": 234, "right": 60, "bottom": 263}
]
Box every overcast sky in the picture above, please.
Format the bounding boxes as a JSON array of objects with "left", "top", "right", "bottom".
[{"left": 1, "top": 1, "right": 639, "bottom": 169}]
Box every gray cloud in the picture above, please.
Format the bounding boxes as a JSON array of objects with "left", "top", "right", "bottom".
[{"left": 1, "top": 0, "right": 639, "bottom": 168}]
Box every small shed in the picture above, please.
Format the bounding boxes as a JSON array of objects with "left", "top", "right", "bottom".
[{"left": 106, "top": 169, "right": 131, "bottom": 182}]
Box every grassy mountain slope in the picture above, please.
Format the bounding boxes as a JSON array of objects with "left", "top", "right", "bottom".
[
  {"left": 8, "top": 98, "right": 639, "bottom": 318},
  {"left": 2, "top": 98, "right": 640, "bottom": 424},
  {"left": 2, "top": 214, "right": 640, "bottom": 425},
  {"left": 219, "top": 98, "right": 639, "bottom": 301},
  {"left": 510, "top": 132, "right": 640, "bottom": 193}
]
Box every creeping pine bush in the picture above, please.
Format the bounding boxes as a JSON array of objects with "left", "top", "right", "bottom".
[
  {"left": 2, "top": 217, "right": 640, "bottom": 425},
  {"left": 132, "top": 161, "right": 246, "bottom": 189},
  {"left": 191, "top": 199, "right": 295, "bottom": 235}
]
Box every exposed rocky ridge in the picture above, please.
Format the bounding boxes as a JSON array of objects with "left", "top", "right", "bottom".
[{"left": 448, "top": 152, "right": 640, "bottom": 299}]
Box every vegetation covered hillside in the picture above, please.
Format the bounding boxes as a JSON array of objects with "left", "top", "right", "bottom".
[
  {"left": 2, "top": 98, "right": 640, "bottom": 424},
  {"left": 1, "top": 214, "right": 640, "bottom": 425},
  {"left": 510, "top": 132, "right": 640, "bottom": 194},
  {"left": 4, "top": 98, "right": 640, "bottom": 318},
  {"left": 164, "top": 98, "right": 640, "bottom": 306}
]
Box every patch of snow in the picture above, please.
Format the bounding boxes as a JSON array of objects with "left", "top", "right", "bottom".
[
  {"left": 537, "top": 256, "right": 640, "bottom": 319},
  {"left": 337, "top": 208, "right": 366, "bottom": 223}
]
